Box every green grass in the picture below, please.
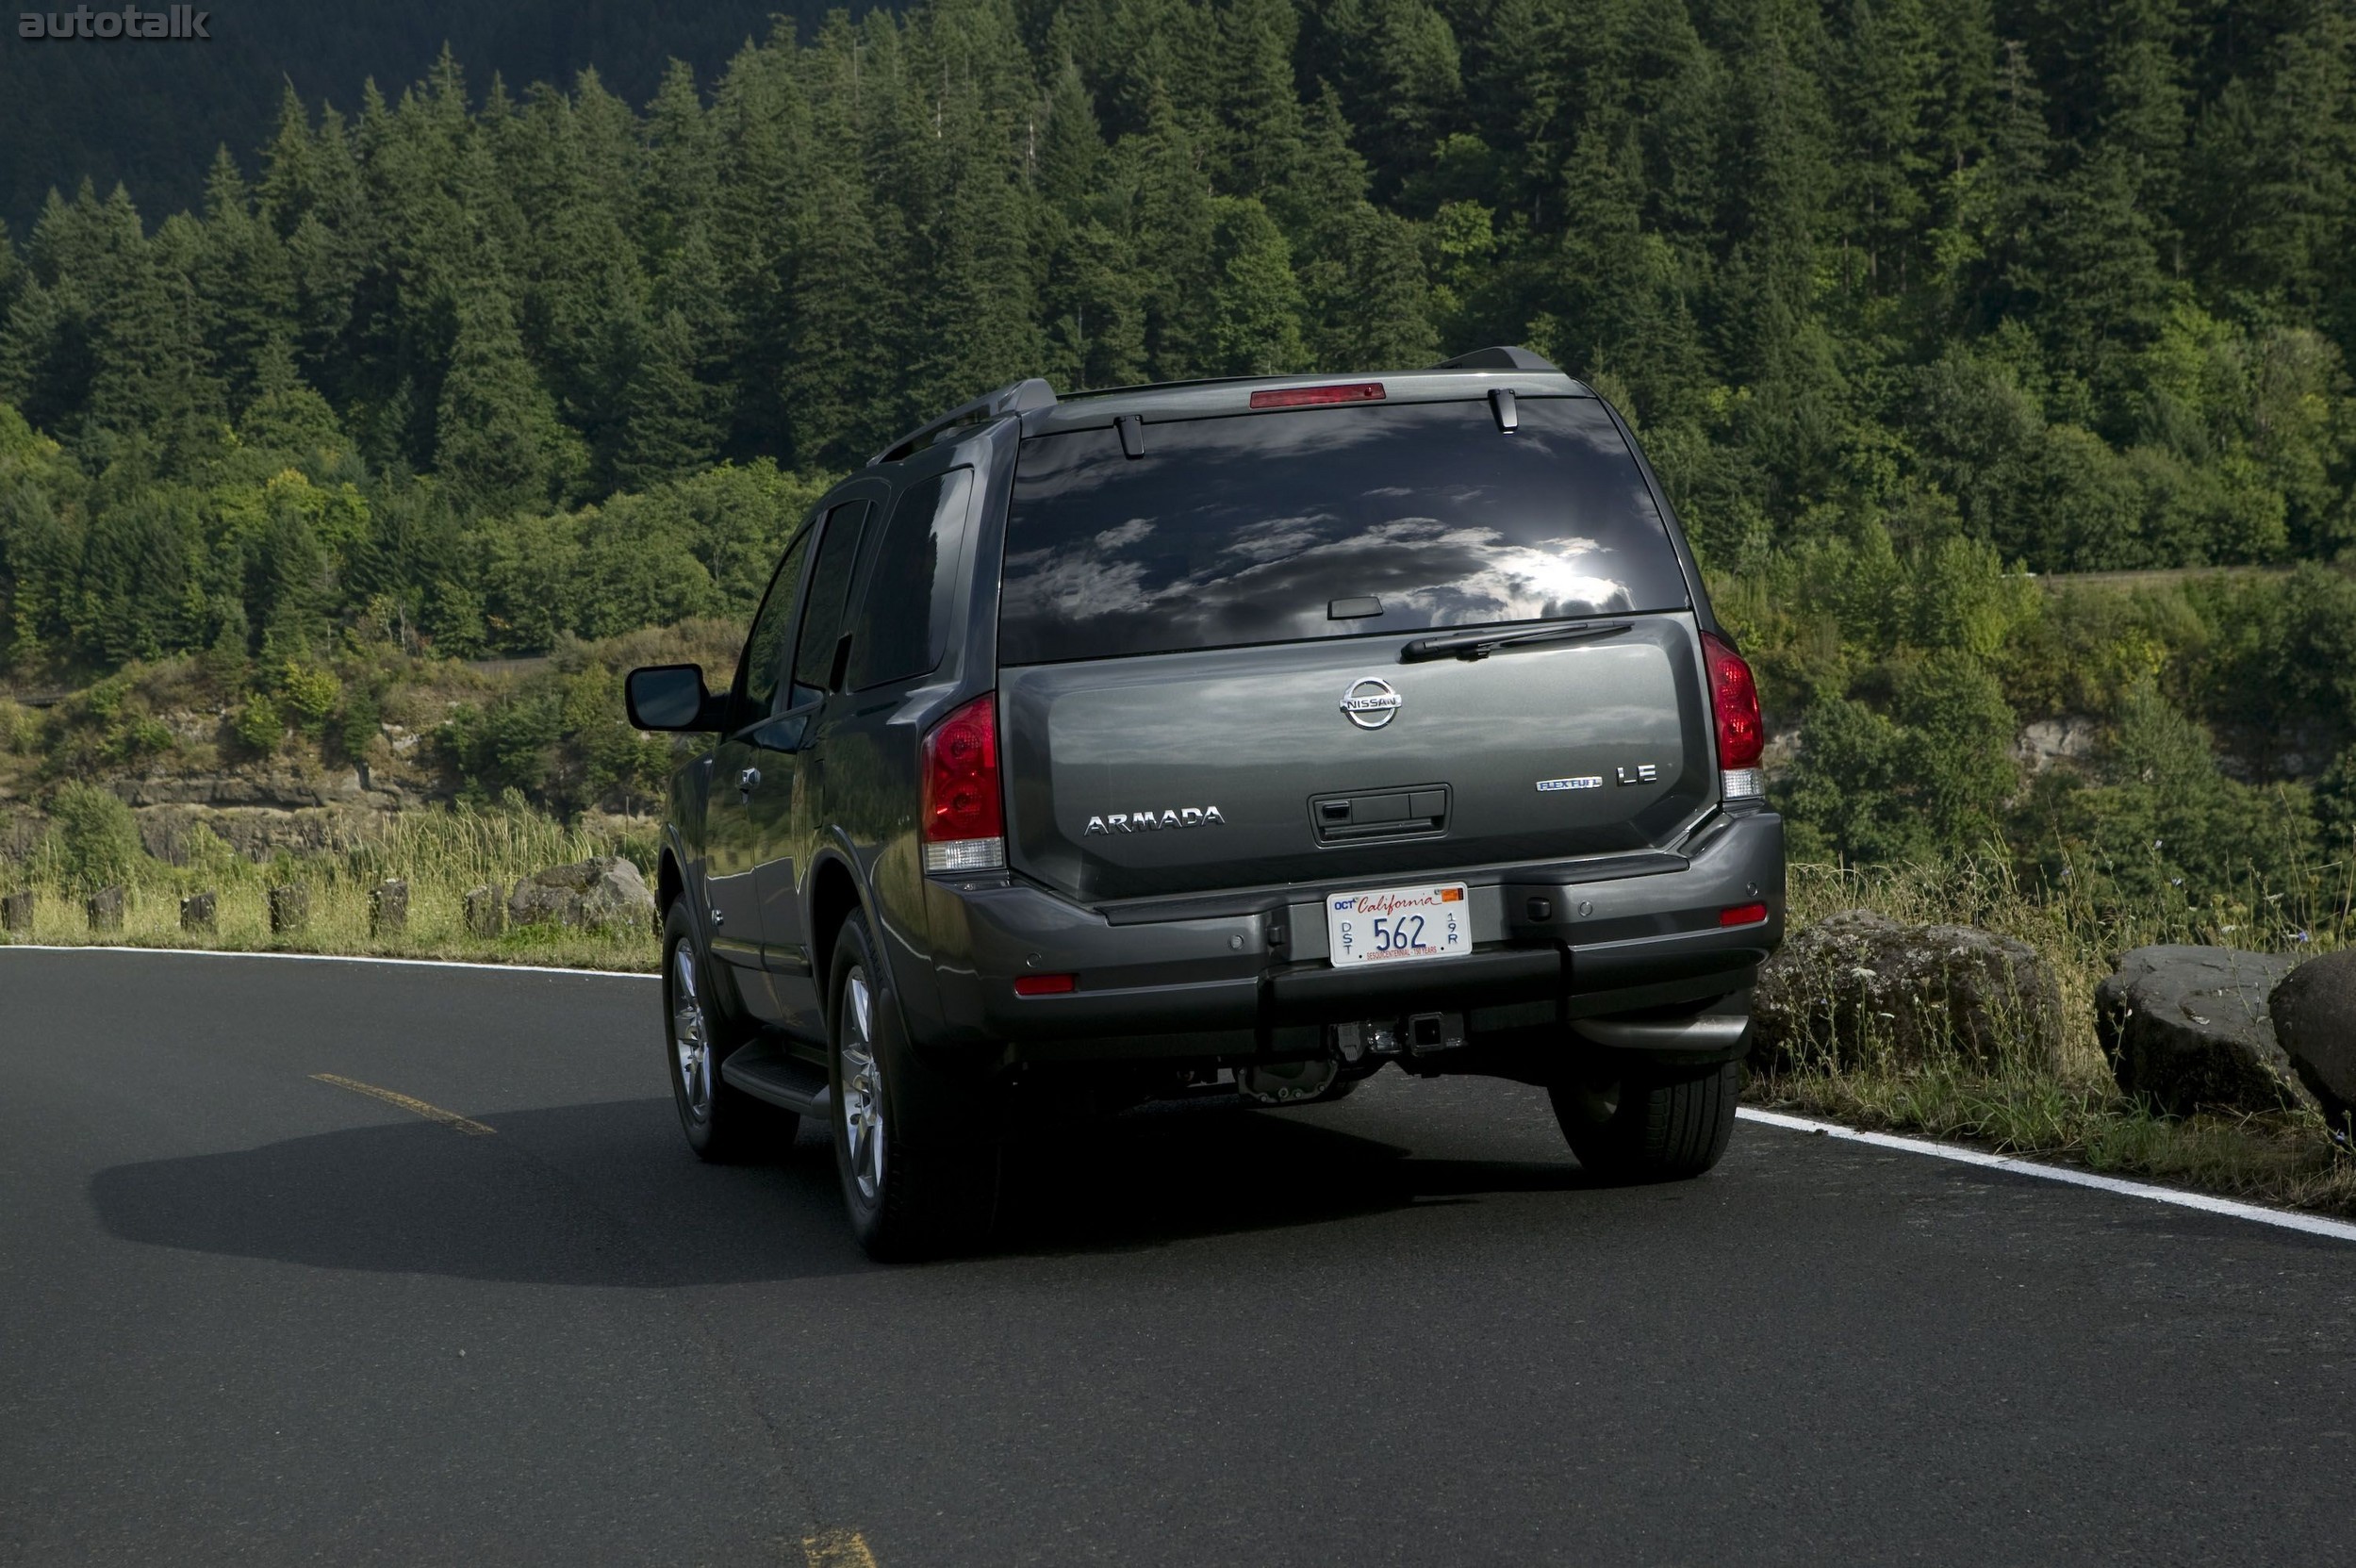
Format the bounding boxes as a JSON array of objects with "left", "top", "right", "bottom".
[
  {"left": 0, "top": 802, "right": 658, "bottom": 970},
  {"left": 1751, "top": 858, "right": 2356, "bottom": 1218}
]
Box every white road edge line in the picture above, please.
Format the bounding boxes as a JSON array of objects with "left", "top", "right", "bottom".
[
  {"left": 0, "top": 943, "right": 655, "bottom": 982},
  {"left": 1738, "top": 1106, "right": 2356, "bottom": 1244}
]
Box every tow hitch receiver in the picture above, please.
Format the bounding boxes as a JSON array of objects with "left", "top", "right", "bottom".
[
  {"left": 1329, "top": 1012, "right": 1466, "bottom": 1066},
  {"left": 1406, "top": 1012, "right": 1466, "bottom": 1057}
]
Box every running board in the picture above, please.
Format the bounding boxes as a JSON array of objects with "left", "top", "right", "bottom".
[{"left": 720, "top": 1039, "right": 830, "bottom": 1116}]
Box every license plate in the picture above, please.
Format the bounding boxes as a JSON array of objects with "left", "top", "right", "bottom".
[{"left": 1325, "top": 883, "right": 1471, "bottom": 967}]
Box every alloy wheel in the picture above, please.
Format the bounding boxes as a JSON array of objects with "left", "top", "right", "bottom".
[
  {"left": 671, "top": 941, "right": 712, "bottom": 1122},
  {"left": 838, "top": 967, "right": 885, "bottom": 1201}
]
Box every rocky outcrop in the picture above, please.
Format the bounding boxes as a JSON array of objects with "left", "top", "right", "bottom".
[
  {"left": 113, "top": 769, "right": 372, "bottom": 809},
  {"left": 2267, "top": 950, "right": 2356, "bottom": 1135},
  {"left": 2013, "top": 716, "right": 2100, "bottom": 774},
  {"left": 2095, "top": 946, "right": 2307, "bottom": 1115},
  {"left": 1751, "top": 909, "right": 2064, "bottom": 1072},
  {"left": 506, "top": 857, "right": 655, "bottom": 933},
  {"left": 134, "top": 803, "right": 379, "bottom": 863}
]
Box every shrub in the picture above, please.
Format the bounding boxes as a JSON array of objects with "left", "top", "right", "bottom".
[
  {"left": 276, "top": 659, "right": 343, "bottom": 736},
  {"left": 0, "top": 698, "right": 33, "bottom": 753},
  {"left": 233, "top": 695, "right": 284, "bottom": 752},
  {"left": 47, "top": 781, "right": 143, "bottom": 891}
]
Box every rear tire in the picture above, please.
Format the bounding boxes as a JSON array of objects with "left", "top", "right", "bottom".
[
  {"left": 663, "top": 900, "right": 794, "bottom": 1163},
  {"left": 829, "top": 910, "right": 999, "bottom": 1261},
  {"left": 1551, "top": 1059, "right": 1738, "bottom": 1182}
]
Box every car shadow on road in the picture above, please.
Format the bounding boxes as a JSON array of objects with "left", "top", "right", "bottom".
[
  {"left": 89, "top": 1098, "right": 872, "bottom": 1286},
  {"left": 994, "top": 1094, "right": 1593, "bottom": 1256},
  {"left": 88, "top": 1093, "right": 1593, "bottom": 1283}
]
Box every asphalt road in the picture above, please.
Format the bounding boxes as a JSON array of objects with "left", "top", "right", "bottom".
[{"left": 4, "top": 949, "right": 2354, "bottom": 1568}]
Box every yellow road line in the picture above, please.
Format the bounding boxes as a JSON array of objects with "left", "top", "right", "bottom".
[
  {"left": 803, "top": 1529, "right": 880, "bottom": 1567},
  {"left": 310, "top": 1073, "right": 498, "bottom": 1136}
]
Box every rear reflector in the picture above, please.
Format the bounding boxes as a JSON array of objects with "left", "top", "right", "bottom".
[
  {"left": 1719, "top": 902, "right": 1769, "bottom": 928},
  {"left": 1013, "top": 973, "right": 1077, "bottom": 997},
  {"left": 1248, "top": 382, "right": 1385, "bottom": 409}
]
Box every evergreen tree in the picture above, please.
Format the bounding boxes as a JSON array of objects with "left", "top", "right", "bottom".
[
  {"left": 1207, "top": 197, "right": 1306, "bottom": 374},
  {"left": 1038, "top": 56, "right": 1107, "bottom": 214},
  {"left": 239, "top": 338, "right": 350, "bottom": 457},
  {"left": 642, "top": 59, "right": 721, "bottom": 256},
  {"left": 434, "top": 286, "right": 573, "bottom": 511},
  {"left": 81, "top": 494, "right": 197, "bottom": 664},
  {"left": 2186, "top": 9, "right": 2355, "bottom": 331},
  {"left": 197, "top": 148, "right": 300, "bottom": 411},
  {"left": 1130, "top": 84, "right": 1216, "bottom": 380},
  {"left": 1216, "top": 0, "right": 1305, "bottom": 197},
  {"left": 609, "top": 307, "right": 727, "bottom": 489}
]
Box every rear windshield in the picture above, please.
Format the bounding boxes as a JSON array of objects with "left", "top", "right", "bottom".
[{"left": 997, "top": 396, "right": 1689, "bottom": 665}]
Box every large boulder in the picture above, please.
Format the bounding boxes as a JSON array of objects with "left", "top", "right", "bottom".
[
  {"left": 2268, "top": 949, "right": 2356, "bottom": 1136},
  {"left": 1751, "top": 908, "right": 2064, "bottom": 1073},
  {"left": 507, "top": 856, "right": 655, "bottom": 933},
  {"left": 2095, "top": 946, "right": 2307, "bottom": 1115}
]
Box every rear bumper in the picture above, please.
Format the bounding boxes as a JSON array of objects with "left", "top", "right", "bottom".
[{"left": 914, "top": 809, "right": 1784, "bottom": 1070}]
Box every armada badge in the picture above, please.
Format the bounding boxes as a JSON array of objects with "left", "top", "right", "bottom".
[{"left": 1085, "top": 806, "right": 1227, "bottom": 834}]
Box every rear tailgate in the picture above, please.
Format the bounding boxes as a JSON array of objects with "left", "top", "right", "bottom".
[
  {"left": 1002, "top": 619, "right": 1712, "bottom": 901},
  {"left": 994, "top": 390, "right": 1714, "bottom": 904}
]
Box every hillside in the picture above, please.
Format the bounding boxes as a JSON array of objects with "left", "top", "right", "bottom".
[{"left": 0, "top": 0, "right": 2352, "bottom": 913}]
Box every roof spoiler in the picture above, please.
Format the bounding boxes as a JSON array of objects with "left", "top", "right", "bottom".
[
  {"left": 1432, "top": 346, "right": 1559, "bottom": 372},
  {"left": 867, "top": 377, "right": 1059, "bottom": 466}
]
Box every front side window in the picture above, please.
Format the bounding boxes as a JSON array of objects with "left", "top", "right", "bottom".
[
  {"left": 739, "top": 530, "right": 811, "bottom": 716},
  {"left": 997, "top": 397, "right": 1690, "bottom": 665}
]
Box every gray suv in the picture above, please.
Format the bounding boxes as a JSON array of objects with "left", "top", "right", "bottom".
[{"left": 626, "top": 346, "right": 1784, "bottom": 1259}]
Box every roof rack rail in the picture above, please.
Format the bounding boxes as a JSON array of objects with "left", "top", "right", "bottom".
[
  {"left": 866, "top": 377, "right": 1059, "bottom": 467},
  {"left": 1432, "top": 346, "right": 1559, "bottom": 372}
]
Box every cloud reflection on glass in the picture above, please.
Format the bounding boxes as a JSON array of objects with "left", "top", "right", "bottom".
[{"left": 1000, "top": 397, "right": 1688, "bottom": 665}]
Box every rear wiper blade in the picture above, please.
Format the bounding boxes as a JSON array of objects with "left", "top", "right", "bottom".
[{"left": 1399, "top": 620, "right": 1634, "bottom": 664}]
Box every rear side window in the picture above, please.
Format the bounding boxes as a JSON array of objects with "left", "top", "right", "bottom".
[
  {"left": 846, "top": 468, "right": 973, "bottom": 690},
  {"left": 997, "top": 397, "right": 1689, "bottom": 665},
  {"left": 788, "top": 500, "right": 871, "bottom": 707}
]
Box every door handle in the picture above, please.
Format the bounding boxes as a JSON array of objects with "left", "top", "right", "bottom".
[{"left": 737, "top": 767, "right": 761, "bottom": 793}]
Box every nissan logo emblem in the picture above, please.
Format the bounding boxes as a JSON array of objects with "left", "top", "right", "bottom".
[{"left": 1340, "top": 677, "right": 1403, "bottom": 730}]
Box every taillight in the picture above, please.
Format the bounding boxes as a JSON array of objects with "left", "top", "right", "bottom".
[
  {"left": 1701, "top": 631, "right": 1764, "bottom": 800},
  {"left": 921, "top": 693, "right": 1005, "bottom": 873},
  {"left": 1248, "top": 382, "right": 1385, "bottom": 409}
]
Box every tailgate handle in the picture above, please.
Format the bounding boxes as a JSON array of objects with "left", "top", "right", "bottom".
[{"left": 1311, "top": 786, "right": 1449, "bottom": 843}]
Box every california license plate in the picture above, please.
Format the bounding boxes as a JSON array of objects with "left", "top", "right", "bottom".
[{"left": 1325, "top": 883, "right": 1471, "bottom": 967}]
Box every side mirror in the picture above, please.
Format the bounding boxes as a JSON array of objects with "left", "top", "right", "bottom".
[{"left": 625, "top": 664, "right": 718, "bottom": 732}]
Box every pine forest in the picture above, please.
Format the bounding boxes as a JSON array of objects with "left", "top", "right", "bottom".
[{"left": 3, "top": 0, "right": 2356, "bottom": 921}]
